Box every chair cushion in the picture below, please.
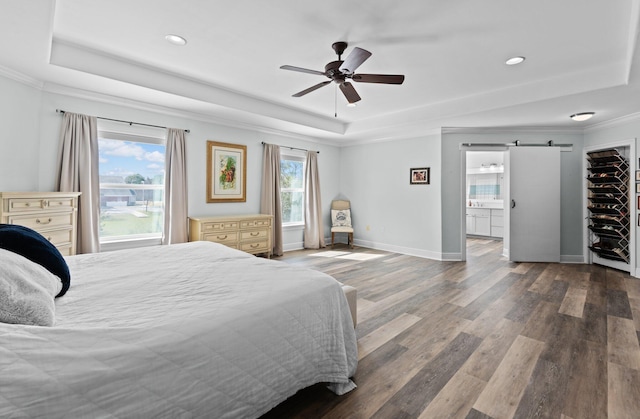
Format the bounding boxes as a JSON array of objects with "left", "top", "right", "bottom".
[
  {"left": 331, "top": 209, "right": 352, "bottom": 227},
  {"left": 331, "top": 226, "right": 354, "bottom": 233}
]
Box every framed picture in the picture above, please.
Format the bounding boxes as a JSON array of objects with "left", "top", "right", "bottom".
[
  {"left": 637, "top": 183, "right": 640, "bottom": 193},
  {"left": 410, "top": 167, "right": 430, "bottom": 185},
  {"left": 638, "top": 195, "right": 640, "bottom": 209},
  {"left": 206, "top": 141, "right": 247, "bottom": 203},
  {"left": 636, "top": 170, "right": 640, "bottom": 181}
]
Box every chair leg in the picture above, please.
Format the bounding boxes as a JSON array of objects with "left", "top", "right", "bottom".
[
  {"left": 349, "top": 233, "right": 354, "bottom": 249},
  {"left": 331, "top": 232, "right": 335, "bottom": 249}
]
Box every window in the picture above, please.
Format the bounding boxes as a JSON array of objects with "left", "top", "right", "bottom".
[
  {"left": 280, "top": 153, "right": 305, "bottom": 225},
  {"left": 98, "top": 131, "right": 166, "bottom": 244}
]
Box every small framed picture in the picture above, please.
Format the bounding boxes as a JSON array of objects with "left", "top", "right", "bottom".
[
  {"left": 637, "top": 195, "right": 640, "bottom": 209},
  {"left": 638, "top": 213, "right": 640, "bottom": 227},
  {"left": 636, "top": 183, "right": 640, "bottom": 193},
  {"left": 636, "top": 171, "right": 640, "bottom": 181},
  {"left": 410, "top": 167, "right": 430, "bottom": 185}
]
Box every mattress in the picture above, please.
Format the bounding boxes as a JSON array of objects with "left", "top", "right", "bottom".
[{"left": 0, "top": 241, "right": 357, "bottom": 418}]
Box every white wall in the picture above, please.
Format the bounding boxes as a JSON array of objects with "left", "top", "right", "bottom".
[
  {"left": 339, "top": 134, "right": 443, "bottom": 258},
  {"left": 0, "top": 76, "right": 43, "bottom": 190},
  {"left": 441, "top": 130, "right": 585, "bottom": 261},
  {"left": 0, "top": 75, "right": 342, "bottom": 250}
]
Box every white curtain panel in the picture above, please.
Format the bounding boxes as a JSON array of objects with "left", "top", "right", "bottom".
[
  {"left": 260, "top": 143, "right": 283, "bottom": 256},
  {"left": 303, "top": 151, "right": 325, "bottom": 249},
  {"left": 56, "top": 112, "right": 100, "bottom": 254},
  {"left": 162, "top": 128, "right": 188, "bottom": 244}
]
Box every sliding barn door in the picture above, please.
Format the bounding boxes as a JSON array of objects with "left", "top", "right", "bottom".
[{"left": 508, "top": 147, "right": 561, "bottom": 262}]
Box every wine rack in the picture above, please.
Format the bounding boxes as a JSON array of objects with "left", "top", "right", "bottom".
[{"left": 587, "top": 149, "right": 630, "bottom": 264}]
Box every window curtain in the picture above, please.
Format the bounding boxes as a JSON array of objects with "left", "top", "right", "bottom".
[
  {"left": 303, "top": 151, "right": 325, "bottom": 249},
  {"left": 56, "top": 112, "right": 100, "bottom": 254},
  {"left": 162, "top": 128, "right": 188, "bottom": 244},
  {"left": 260, "top": 143, "right": 283, "bottom": 256}
]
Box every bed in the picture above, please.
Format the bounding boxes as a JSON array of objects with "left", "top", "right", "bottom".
[{"left": 0, "top": 238, "right": 358, "bottom": 418}]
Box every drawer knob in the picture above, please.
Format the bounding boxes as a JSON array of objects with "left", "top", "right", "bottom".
[
  {"left": 250, "top": 232, "right": 259, "bottom": 236},
  {"left": 25, "top": 202, "right": 30, "bottom": 207},
  {"left": 251, "top": 243, "right": 260, "bottom": 248},
  {"left": 36, "top": 218, "right": 53, "bottom": 225},
  {"left": 217, "top": 235, "right": 228, "bottom": 240}
]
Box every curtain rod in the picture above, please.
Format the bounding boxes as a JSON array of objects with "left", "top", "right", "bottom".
[
  {"left": 461, "top": 140, "right": 572, "bottom": 147},
  {"left": 56, "top": 109, "right": 190, "bottom": 133},
  {"left": 261, "top": 141, "right": 319, "bottom": 154}
]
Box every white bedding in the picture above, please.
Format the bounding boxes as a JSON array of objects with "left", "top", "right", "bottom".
[{"left": 0, "top": 241, "right": 357, "bottom": 418}]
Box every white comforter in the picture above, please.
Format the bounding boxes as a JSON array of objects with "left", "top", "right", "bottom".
[{"left": 0, "top": 241, "right": 357, "bottom": 418}]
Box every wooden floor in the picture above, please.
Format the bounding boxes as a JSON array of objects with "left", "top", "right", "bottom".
[{"left": 261, "top": 238, "right": 640, "bottom": 419}]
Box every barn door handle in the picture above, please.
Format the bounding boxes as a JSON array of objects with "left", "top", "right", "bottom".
[{"left": 511, "top": 199, "right": 516, "bottom": 209}]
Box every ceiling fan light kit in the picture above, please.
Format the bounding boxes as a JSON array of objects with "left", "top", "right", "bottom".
[{"left": 280, "top": 41, "right": 405, "bottom": 105}]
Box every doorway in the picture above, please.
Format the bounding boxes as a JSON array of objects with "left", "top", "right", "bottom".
[{"left": 464, "top": 151, "right": 506, "bottom": 257}]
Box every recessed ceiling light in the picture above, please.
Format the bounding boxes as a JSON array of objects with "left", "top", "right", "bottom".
[
  {"left": 165, "top": 34, "right": 187, "bottom": 46},
  {"left": 505, "top": 56, "right": 525, "bottom": 66},
  {"left": 570, "top": 112, "right": 595, "bottom": 121},
  {"left": 347, "top": 102, "right": 357, "bottom": 108}
]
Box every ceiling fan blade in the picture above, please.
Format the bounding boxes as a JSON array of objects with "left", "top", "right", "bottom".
[
  {"left": 339, "top": 47, "right": 372, "bottom": 74},
  {"left": 352, "top": 74, "right": 405, "bottom": 84},
  {"left": 280, "top": 65, "right": 326, "bottom": 76},
  {"left": 339, "top": 82, "right": 361, "bottom": 104},
  {"left": 292, "top": 80, "right": 332, "bottom": 97}
]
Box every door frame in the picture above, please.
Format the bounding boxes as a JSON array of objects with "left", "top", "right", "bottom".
[
  {"left": 583, "top": 139, "right": 636, "bottom": 276},
  {"left": 459, "top": 146, "right": 508, "bottom": 262}
]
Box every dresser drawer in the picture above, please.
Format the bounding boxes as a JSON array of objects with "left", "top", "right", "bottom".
[
  {"left": 7, "top": 213, "right": 74, "bottom": 230},
  {"left": 201, "top": 221, "right": 239, "bottom": 232},
  {"left": 240, "top": 219, "right": 271, "bottom": 229},
  {"left": 7, "top": 198, "right": 48, "bottom": 212},
  {"left": 239, "top": 240, "right": 269, "bottom": 253},
  {"left": 40, "top": 228, "right": 74, "bottom": 247},
  {"left": 240, "top": 229, "right": 269, "bottom": 241},
  {"left": 44, "top": 197, "right": 76, "bottom": 211},
  {"left": 203, "top": 231, "right": 238, "bottom": 244},
  {"left": 57, "top": 245, "right": 73, "bottom": 257},
  {"left": 7, "top": 197, "right": 76, "bottom": 213}
]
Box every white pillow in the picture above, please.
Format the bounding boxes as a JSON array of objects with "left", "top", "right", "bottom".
[
  {"left": 0, "top": 248, "right": 62, "bottom": 326},
  {"left": 331, "top": 209, "right": 352, "bottom": 227}
]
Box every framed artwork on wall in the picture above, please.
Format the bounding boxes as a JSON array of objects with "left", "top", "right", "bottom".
[
  {"left": 206, "top": 141, "right": 247, "bottom": 203},
  {"left": 410, "top": 167, "right": 430, "bottom": 185}
]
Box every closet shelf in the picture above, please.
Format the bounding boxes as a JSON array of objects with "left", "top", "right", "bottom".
[
  {"left": 586, "top": 148, "right": 630, "bottom": 267},
  {"left": 588, "top": 225, "right": 628, "bottom": 240}
]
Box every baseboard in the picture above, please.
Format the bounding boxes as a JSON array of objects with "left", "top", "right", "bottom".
[
  {"left": 560, "top": 254, "right": 585, "bottom": 264},
  {"left": 353, "top": 239, "right": 446, "bottom": 261},
  {"left": 284, "top": 239, "right": 587, "bottom": 265}
]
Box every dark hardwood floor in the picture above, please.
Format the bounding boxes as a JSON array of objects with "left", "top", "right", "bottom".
[{"left": 262, "top": 238, "right": 640, "bottom": 419}]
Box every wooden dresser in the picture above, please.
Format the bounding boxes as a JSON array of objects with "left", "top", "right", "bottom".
[
  {"left": 0, "top": 192, "right": 81, "bottom": 256},
  {"left": 189, "top": 214, "right": 273, "bottom": 258}
]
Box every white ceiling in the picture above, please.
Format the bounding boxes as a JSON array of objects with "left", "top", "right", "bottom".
[{"left": 2, "top": 0, "right": 640, "bottom": 144}]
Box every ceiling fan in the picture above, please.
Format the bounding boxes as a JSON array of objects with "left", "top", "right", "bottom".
[{"left": 280, "top": 41, "right": 405, "bottom": 105}]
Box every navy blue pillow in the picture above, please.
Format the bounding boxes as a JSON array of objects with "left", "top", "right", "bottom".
[{"left": 0, "top": 224, "right": 70, "bottom": 297}]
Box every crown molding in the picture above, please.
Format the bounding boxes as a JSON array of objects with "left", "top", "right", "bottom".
[
  {"left": 42, "top": 82, "right": 345, "bottom": 147},
  {"left": 0, "top": 65, "right": 44, "bottom": 90},
  {"left": 442, "top": 126, "right": 584, "bottom": 135},
  {"left": 583, "top": 111, "right": 640, "bottom": 133}
]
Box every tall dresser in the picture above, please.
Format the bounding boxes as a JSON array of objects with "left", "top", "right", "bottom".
[
  {"left": 0, "top": 192, "right": 81, "bottom": 256},
  {"left": 189, "top": 214, "right": 273, "bottom": 258}
]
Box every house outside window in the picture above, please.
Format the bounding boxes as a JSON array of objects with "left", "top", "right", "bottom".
[
  {"left": 97, "top": 131, "right": 166, "bottom": 246},
  {"left": 280, "top": 152, "right": 305, "bottom": 226}
]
